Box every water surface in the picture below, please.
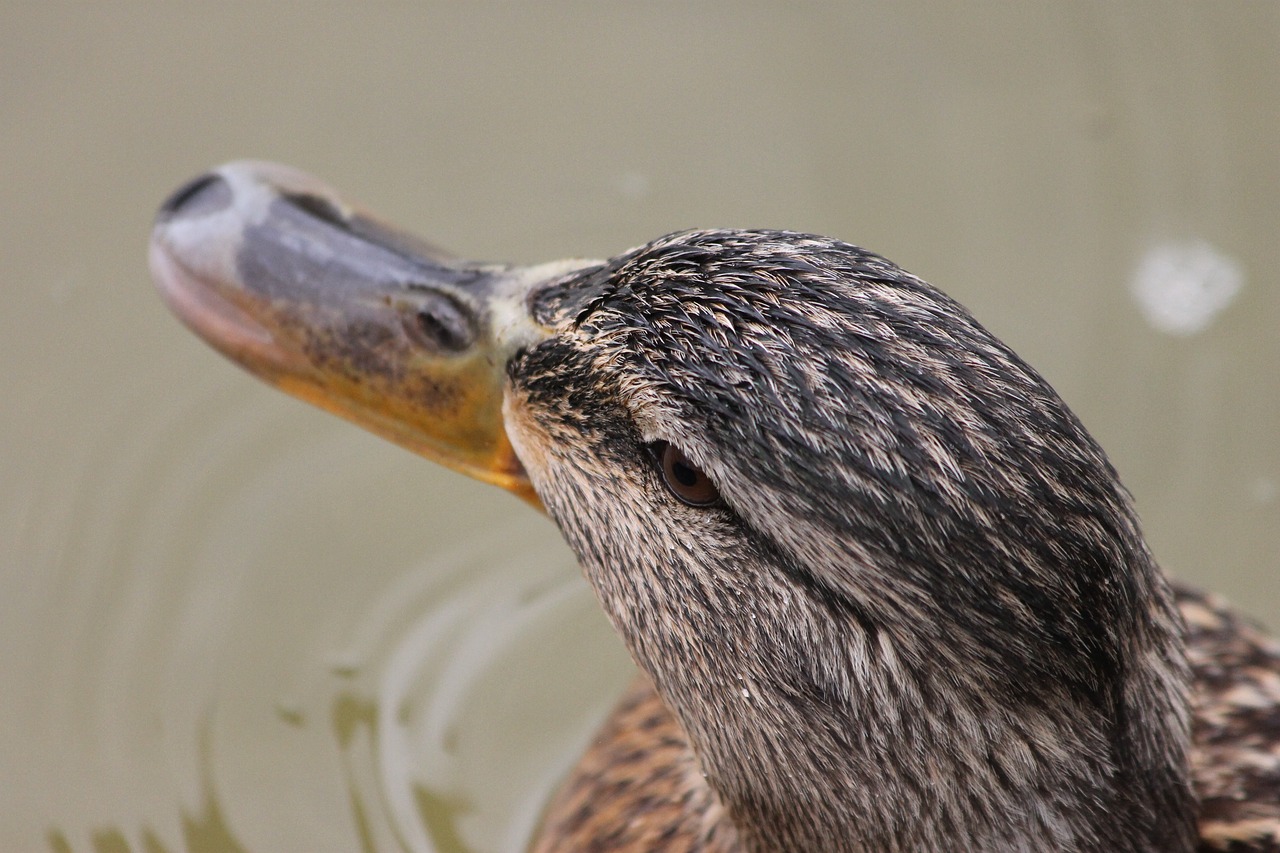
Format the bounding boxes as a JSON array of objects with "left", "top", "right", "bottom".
[{"left": 3, "top": 4, "right": 1276, "bottom": 851}]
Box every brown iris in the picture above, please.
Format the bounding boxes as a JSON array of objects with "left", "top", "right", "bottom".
[{"left": 652, "top": 441, "right": 720, "bottom": 507}]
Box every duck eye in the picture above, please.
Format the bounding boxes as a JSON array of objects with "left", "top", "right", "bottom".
[{"left": 651, "top": 441, "right": 720, "bottom": 507}]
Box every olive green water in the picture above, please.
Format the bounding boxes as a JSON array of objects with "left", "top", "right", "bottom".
[{"left": 3, "top": 4, "right": 1277, "bottom": 852}]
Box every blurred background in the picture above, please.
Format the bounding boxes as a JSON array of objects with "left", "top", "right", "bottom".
[{"left": 2, "top": 4, "right": 1276, "bottom": 852}]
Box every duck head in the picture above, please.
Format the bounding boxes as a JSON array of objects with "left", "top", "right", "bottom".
[{"left": 151, "top": 162, "right": 1195, "bottom": 852}]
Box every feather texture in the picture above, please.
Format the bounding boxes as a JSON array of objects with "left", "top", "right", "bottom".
[
  {"left": 534, "top": 584, "right": 1280, "bottom": 852},
  {"left": 513, "top": 230, "right": 1280, "bottom": 852}
]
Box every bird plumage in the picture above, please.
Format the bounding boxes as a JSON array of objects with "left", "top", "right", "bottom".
[
  {"left": 512, "top": 230, "right": 1200, "bottom": 851},
  {"left": 149, "top": 166, "right": 1280, "bottom": 853}
]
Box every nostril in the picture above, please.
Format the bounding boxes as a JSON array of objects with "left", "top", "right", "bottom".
[
  {"left": 156, "top": 173, "right": 232, "bottom": 221},
  {"left": 403, "top": 292, "right": 476, "bottom": 354}
]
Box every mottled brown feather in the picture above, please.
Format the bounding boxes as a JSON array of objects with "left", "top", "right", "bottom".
[
  {"left": 1182, "top": 586, "right": 1280, "bottom": 851},
  {"left": 531, "top": 678, "right": 739, "bottom": 853},
  {"left": 533, "top": 582, "right": 1280, "bottom": 852}
]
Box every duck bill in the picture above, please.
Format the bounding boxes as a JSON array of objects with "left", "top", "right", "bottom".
[{"left": 149, "top": 161, "right": 593, "bottom": 508}]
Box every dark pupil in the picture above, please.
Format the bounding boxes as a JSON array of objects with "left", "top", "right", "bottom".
[
  {"left": 654, "top": 441, "right": 719, "bottom": 507},
  {"left": 672, "top": 459, "right": 699, "bottom": 487}
]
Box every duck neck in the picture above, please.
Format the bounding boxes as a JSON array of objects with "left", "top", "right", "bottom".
[{"left": 597, "top": 556, "right": 1196, "bottom": 853}]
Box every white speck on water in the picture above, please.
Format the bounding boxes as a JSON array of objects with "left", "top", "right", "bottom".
[
  {"left": 613, "top": 171, "right": 651, "bottom": 201},
  {"left": 1130, "top": 240, "right": 1243, "bottom": 336},
  {"left": 1253, "top": 477, "right": 1277, "bottom": 504}
]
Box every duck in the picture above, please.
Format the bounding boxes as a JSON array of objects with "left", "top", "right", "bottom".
[{"left": 149, "top": 161, "right": 1280, "bottom": 852}]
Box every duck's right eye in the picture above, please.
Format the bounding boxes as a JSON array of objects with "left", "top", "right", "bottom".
[{"left": 650, "top": 441, "right": 720, "bottom": 507}]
